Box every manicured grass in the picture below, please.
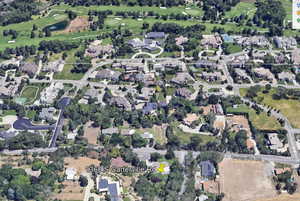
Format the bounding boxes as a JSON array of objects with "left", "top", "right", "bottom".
[
  {"left": 225, "top": 44, "right": 243, "bottom": 54},
  {"left": 20, "top": 86, "right": 39, "bottom": 104},
  {"left": 225, "top": 2, "right": 257, "bottom": 19},
  {"left": 226, "top": 104, "right": 282, "bottom": 130},
  {"left": 1, "top": 110, "right": 17, "bottom": 116},
  {"left": 52, "top": 3, "right": 203, "bottom": 17},
  {"left": 26, "top": 110, "right": 36, "bottom": 119}
]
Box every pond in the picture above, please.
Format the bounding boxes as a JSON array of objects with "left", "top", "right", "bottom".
[{"left": 43, "top": 20, "right": 69, "bottom": 31}]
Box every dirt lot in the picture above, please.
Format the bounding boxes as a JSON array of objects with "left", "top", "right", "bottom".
[
  {"left": 54, "top": 181, "right": 84, "bottom": 201},
  {"left": 60, "top": 16, "right": 89, "bottom": 33},
  {"left": 219, "top": 159, "right": 276, "bottom": 201},
  {"left": 64, "top": 157, "right": 99, "bottom": 174},
  {"left": 84, "top": 122, "right": 100, "bottom": 145},
  {"left": 254, "top": 193, "right": 300, "bottom": 201}
]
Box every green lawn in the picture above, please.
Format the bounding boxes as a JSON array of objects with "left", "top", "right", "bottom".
[
  {"left": 225, "top": 2, "right": 257, "bottom": 19},
  {"left": 225, "top": 44, "right": 243, "bottom": 54},
  {"left": 171, "top": 122, "right": 216, "bottom": 144},
  {"left": 53, "top": 49, "right": 84, "bottom": 80},
  {"left": 255, "top": 89, "right": 300, "bottom": 129},
  {"left": 20, "top": 86, "right": 39, "bottom": 104},
  {"left": 1, "top": 110, "right": 17, "bottom": 116},
  {"left": 226, "top": 104, "right": 282, "bottom": 130},
  {"left": 52, "top": 3, "right": 203, "bottom": 17}
]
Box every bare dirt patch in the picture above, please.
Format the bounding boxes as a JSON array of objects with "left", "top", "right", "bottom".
[
  {"left": 84, "top": 121, "right": 100, "bottom": 145},
  {"left": 60, "top": 16, "right": 89, "bottom": 33},
  {"left": 54, "top": 181, "right": 84, "bottom": 201},
  {"left": 254, "top": 193, "right": 300, "bottom": 201},
  {"left": 219, "top": 158, "right": 276, "bottom": 201},
  {"left": 64, "top": 157, "right": 99, "bottom": 174}
]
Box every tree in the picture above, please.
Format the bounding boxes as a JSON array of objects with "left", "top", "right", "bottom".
[
  {"left": 79, "top": 175, "right": 88, "bottom": 187},
  {"left": 30, "top": 31, "right": 36, "bottom": 38}
]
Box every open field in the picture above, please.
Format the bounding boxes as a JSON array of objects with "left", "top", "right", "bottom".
[
  {"left": 254, "top": 193, "right": 300, "bottom": 201},
  {"left": 226, "top": 104, "right": 282, "bottom": 130},
  {"left": 240, "top": 88, "right": 300, "bottom": 129},
  {"left": 53, "top": 181, "right": 84, "bottom": 201},
  {"left": 53, "top": 49, "right": 84, "bottom": 80},
  {"left": 219, "top": 159, "right": 276, "bottom": 201},
  {"left": 64, "top": 157, "right": 99, "bottom": 174},
  {"left": 83, "top": 122, "right": 99, "bottom": 145},
  {"left": 136, "top": 124, "right": 168, "bottom": 145}
]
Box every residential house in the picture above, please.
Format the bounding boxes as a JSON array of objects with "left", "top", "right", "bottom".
[
  {"left": 268, "top": 133, "right": 284, "bottom": 151},
  {"left": 278, "top": 72, "right": 295, "bottom": 82},
  {"left": 0, "top": 130, "right": 18, "bottom": 140},
  {"left": 253, "top": 68, "right": 275, "bottom": 83},
  {"left": 136, "top": 87, "right": 155, "bottom": 101},
  {"left": 111, "top": 157, "right": 130, "bottom": 168},
  {"left": 273, "top": 36, "right": 297, "bottom": 49},
  {"left": 195, "top": 60, "right": 217, "bottom": 69},
  {"left": 175, "top": 36, "right": 188, "bottom": 46},
  {"left": 183, "top": 113, "right": 199, "bottom": 126},
  {"left": 98, "top": 178, "right": 122, "bottom": 201},
  {"left": 120, "top": 129, "right": 135, "bottom": 136},
  {"left": 143, "top": 102, "right": 158, "bottom": 115},
  {"left": 42, "top": 60, "right": 64, "bottom": 72},
  {"left": 85, "top": 40, "right": 114, "bottom": 58},
  {"left": 39, "top": 107, "right": 56, "bottom": 121},
  {"left": 171, "top": 72, "right": 194, "bottom": 85},
  {"left": 109, "top": 96, "right": 132, "bottom": 111},
  {"left": 201, "top": 35, "right": 222, "bottom": 48},
  {"left": 145, "top": 32, "right": 165, "bottom": 39},
  {"left": 175, "top": 88, "right": 192, "bottom": 99},
  {"left": 96, "top": 69, "right": 121, "bottom": 81},
  {"left": 235, "top": 69, "right": 249, "bottom": 80},
  {"left": 292, "top": 48, "right": 300, "bottom": 65},
  {"left": 19, "top": 62, "right": 38, "bottom": 76},
  {"left": 199, "top": 160, "right": 215, "bottom": 178},
  {"left": 65, "top": 167, "right": 77, "bottom": 180},
  {"left": 40, "top": 82, "right": 64, "bottom": 104},
  {"left": 127, "top": 38, "right": 145, "bottom": 49},
  {"left": 213, "top": 115, "right": 226, "bottom": 133},
  {"left": 212, "top": 104, "right": 224, "bottom": 115},
  {"left": 234, "top": 36, "right": 270, "bottom": 47},
  {"left": 102, "top": 127, "right": 119, "bottom": 135},
  {"left": 201, "top": 72, "right": 224, "bottom": 82}
]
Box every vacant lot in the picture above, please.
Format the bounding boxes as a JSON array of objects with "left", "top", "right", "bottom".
[
  {"left": 226, "top": 104, "right": 282, "bottom": 130},
  {"left": 64, "top": 157, "right": 99, "bottom": 174},
  {"left": 219, "top": 159, "right": 276, "bottom": 201},
  {"left": 84, "top": 122, "right": 99, "bottom": 145},
  {"left": 241, "top": 88, "right": 300, "bottom": 128},
  {"left": 254, "top": 193, "right": 300, "bottom": 201},
  {"left": 60, "top": 16, "right": 89, "bottom": 33},
  {"left": 54, "top": 181, "right": 84, "bottom": 201},
  {"left": 136, "top": 124, "right": 168, "bottom": 145}
]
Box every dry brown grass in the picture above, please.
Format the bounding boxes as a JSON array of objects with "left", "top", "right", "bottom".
[
  {"left": 64, "top": 157, "right": 99, "bottom": 174},
  {"left": 219, "top": 159, "right": 276, "bottom": 201},
  {"left": 83, "top": 122, "right": 99, "bottom": 145},
  {"left": 54, "top": 181, "right": 84, "bottom": 201},
  {"left": 60, "top": 16, "right": 89, "bottom": 33},
  {"left": 254, "top": 193, "right": 300, "bottom": 201}
]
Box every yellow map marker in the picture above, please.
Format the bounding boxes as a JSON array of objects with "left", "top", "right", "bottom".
[{"left": 157, "top": 163, "right": 166, "bottom": 173}]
